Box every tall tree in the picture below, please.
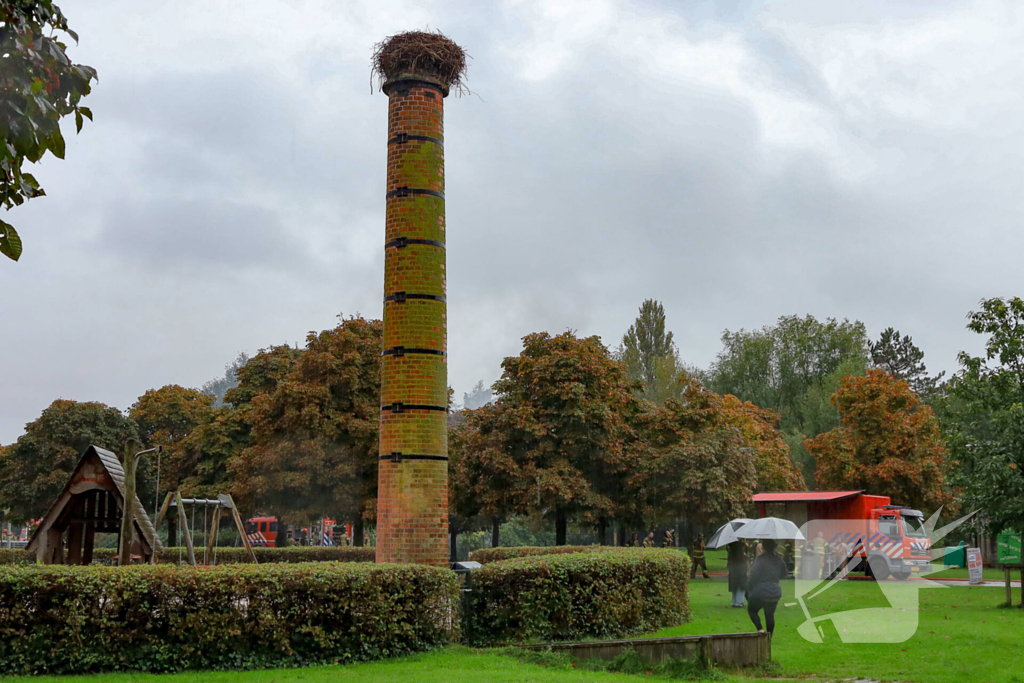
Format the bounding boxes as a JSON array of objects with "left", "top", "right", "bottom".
[
  {"left": 804, "top": 370, "right": 954, "bottom": 512},
  {"left": 462, "top": 380, "right": 493, "bottom": 410},
  {"left": 1, "top": 1, "right": 97, "bottom": 261},
  {"left": 129, "top": 385, "right": 214, "bottom": 500},
  {"left": 871, "top": 327, "right": 944, "bottom": 397},
  {"left": 710, "top": 314, "right": 870, "bottom": 483},
  {"left": 230, "top": 317, "right": 381, "bottom": 545},
  {"left": 0, "top": 400, "right": 139, "bottom": 522},
  {"left": 619, "top": 299, "right": 683, "bottom": 405},
  {"left": 492, "top": 331, "right": 643, "bottom": 544},
  {"left": 200, "top": 352, "right": 250, "bottom": 408},
  {"left": 943, "top": 297, "right": 1024, "bottom": 536}
]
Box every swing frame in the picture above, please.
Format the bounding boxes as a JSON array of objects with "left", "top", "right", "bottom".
[{"left": 154, "top": 492, "right": 257, "bottom": 566}]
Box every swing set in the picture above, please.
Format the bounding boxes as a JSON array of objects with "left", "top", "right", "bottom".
[{"left": 153, "top": 492, "right": 258, "bottom": 566}]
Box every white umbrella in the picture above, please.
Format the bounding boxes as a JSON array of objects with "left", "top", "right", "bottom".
[
  {"left": 735, "top": 516, "right": 805, "bottom": 541},
  {"left": 705, "top": 518, "right": 754, "bottom": 549}
]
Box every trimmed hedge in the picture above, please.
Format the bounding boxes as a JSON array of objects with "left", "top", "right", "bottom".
[
  {"left": 469, "top": 544, "right": 617, "bottom": 564},
  {"left": 0, "top": 545, "right": 376, "bottom": 565},
  {"left": 0, "top": 561, "right": 457, "bottom": 675},
  {"left": 467, "top": 548, "right": 690, "bottom": 645}
]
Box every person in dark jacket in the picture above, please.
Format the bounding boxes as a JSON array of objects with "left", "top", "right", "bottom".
[
  {"left": 745, "top": 539, "right": 787, "bottom": 634},
  {"left": 727, "top": 540, "right": 748, "bottom": 607}
]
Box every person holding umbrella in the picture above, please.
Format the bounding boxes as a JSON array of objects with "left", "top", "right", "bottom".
[
  {"left": 735, "top": 517, "right": 805, "bottom": 636},
  {"left": 745, "top": 539, "right": 787, "bottom": 634}
]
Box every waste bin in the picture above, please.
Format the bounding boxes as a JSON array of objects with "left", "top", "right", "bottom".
[
  {"left": 451, "top": 561, "right": 481, "bottom": 642},
  {"left": 944, "top": 542, "right": 966, "bottom": 568}
]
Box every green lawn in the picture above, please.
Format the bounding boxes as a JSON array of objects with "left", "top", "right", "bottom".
[
  {"left": 658, "top": 575, "right": 1024, "bottom": 682},
  {"left": 5, "top": 576, "right": 1023, "bottom": 683}
]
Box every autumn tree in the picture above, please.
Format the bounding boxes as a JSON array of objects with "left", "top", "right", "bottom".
[
  {"left": 634, "top": 376, "right": 758, "bottom": 528},
  {"left": 1, "top": 1, "right": 97, "bottom": 261},
  {"left": 943, "top": 297, "right": 1024, "bottom": 536},
  {"left": 230, "top": 317, "right": 381, "bottom": 545},
  {"left": 0, "top": 399, "right": 139, "bottom": 522},
  {"left": 805, "top": 370, "right": 954, "bottom": 511},
  {"left": 871, "top": 327, "right": 944, "bottom": 397},
  {"left": 491, "top": 331, "right": 643, "bottom": 544},
  {"left": 449, "top": 402, "right": 535, "bottom": 548},
  {"left": 129, "top": 385, "right": 214, "bottom": 501},
  {"left": 720, "top": 395, "right": 805, "bottom": 492}
]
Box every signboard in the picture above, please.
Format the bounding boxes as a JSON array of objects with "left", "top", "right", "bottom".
[
  {"left": 967, "top": 547, "right": 984, "bottom": 585},
  {"left": 997, "top": 533, "right": 1022, "bottom": 565}
]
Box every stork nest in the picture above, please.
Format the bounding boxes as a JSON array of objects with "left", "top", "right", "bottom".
[{"left": 372, "top": 30, "right": 469, "bottom": 96}]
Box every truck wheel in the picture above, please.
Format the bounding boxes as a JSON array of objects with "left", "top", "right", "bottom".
[
  {"left": 868, "top": 555, "right": 890, "bottom": 581},
  {"left": 893, "top": 571, "right": 911, "bottom": 581}
]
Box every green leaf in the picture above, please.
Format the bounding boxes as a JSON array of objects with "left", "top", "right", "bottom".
[
  {"left": 0, "top": 221, "right": 23, "bottom": 262},
  {"left": 79, "top": 106, "right": 93, "bottom": 121},
  {"left": 49, "top": 130, "right": 65, "bottom": 159},
  {"left": 75, "top": 109, "right": 83, "bottom": 133}
]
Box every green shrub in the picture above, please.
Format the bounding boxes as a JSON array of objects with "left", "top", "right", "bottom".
[
  {"left": 467, "top": 548, "right": 690, "bottom": 645},
  {"left": 0, "top": 561, "right": 457, "bottom": 675},
  {"left": 469, "top": 544, "right": 617, "bottom": 564},
  {"left": 0, "top": 545, "right": 376, "bottom": 565}
]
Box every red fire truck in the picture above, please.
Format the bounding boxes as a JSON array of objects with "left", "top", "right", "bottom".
[
  {"left": 753, "top": 491, "right": 932, "bottom": 580},
  {"left": 245, "top": 517, "right": 282, "bottom": 547}
]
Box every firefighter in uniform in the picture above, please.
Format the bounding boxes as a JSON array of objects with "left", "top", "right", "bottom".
[
  {"left": 689, "top": 533, "right": 710, "bottom": 579},
  {"left": 642, "top": 532, "right": 655, "bottom": 548},
  {"left": 663, "top": 529, "right": 675, "bottom": 548}
]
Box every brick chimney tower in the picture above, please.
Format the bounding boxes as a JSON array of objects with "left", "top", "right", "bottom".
[{"left": 373, "top": 32, "right": 465, "bottom": 566}]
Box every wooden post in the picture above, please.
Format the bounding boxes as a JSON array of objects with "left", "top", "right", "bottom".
[
  {"left": 205, "top": 505, "right": 222, "bottom": 565},
  {"left": 46, "top": 528, "right": 63, "bottom": 565},
  {"left": 154, "top": 492, "right": 174, "bottom": 530},
  {"left": 227, "top": 494, "right": 258, "bottom": 564},
  {"left": 118, "top": 440, "right": 139, "bottom": 566},
  {"left": 67, "top": 523, "right": 84, "bottom": 565},
  {"left": 83, "top": 522, "right": 95, "bottom": 565},
  {"left": 174, "top": 491, "right": 197, "bottom": 567}
]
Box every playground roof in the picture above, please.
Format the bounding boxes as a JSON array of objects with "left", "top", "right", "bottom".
[{"left": 26, "top": 445, "right": 161, "bottom": 553}]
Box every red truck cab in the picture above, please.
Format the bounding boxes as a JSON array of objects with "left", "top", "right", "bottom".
[
  {"left": 245, "top": 516, "right": 280, "bottom": 548},
  {"left": 752, "top": 491, "right": 931, "bottom": 580}
]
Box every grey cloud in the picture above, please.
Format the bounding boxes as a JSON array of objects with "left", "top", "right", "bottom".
[{"left": 99, "top": 198, "right": 303, "bottom": 268}]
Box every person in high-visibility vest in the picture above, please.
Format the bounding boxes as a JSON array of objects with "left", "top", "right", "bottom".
[{"left": 689, "top": 533, "right": 710, "bottom": 579}]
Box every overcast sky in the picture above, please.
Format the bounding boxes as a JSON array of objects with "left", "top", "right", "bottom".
[{"left": 2, "top": 0, "right": 1022, "bottom": 443}]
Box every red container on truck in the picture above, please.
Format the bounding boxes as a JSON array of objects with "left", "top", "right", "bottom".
[{"left": 752, "top": 490, "right": 932, "bottom": 580}]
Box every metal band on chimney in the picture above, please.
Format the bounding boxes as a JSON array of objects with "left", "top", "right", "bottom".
[
  {"left": 388, "top": 133, "right": 445, "bottom": 147},
  {"left": 379, "top": 452, "right": 449, "bottom": 463},
  {"left": 384, "top": 292, "right": 446, "bottom": 304},
  {"left": 382, "top": 346, "right": 447, "bottom": 358},
  {"left": 384, "top": 237, "right": 446, "bottom": 249},
  {"left": 386, "top": 186, "right": 445, "bottom": 200},
  {"left": 381, "top": 402, "right": 448, "bottom": 413}
]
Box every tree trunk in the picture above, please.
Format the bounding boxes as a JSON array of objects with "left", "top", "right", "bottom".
[
  {"left": 598, "top": 517, "right": 608, "bottom": 546},
  {"left": 491, "top": 518, "right": 501, "bottom": 548},
  {"left": 353, "top": 517, "right": 364, "bottom": 547},
  {"left": 555, "top": 510, "right": 567, "bottom": 546}
]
